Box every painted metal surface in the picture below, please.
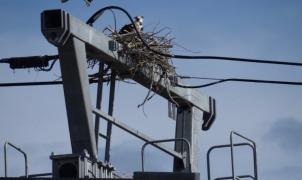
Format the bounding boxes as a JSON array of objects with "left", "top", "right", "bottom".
[
  {"left": 173, "top": 106, "right": 203, "bottom": 172},
  {"left": 58, "top": 37, "right": 97, "bottom": 159}
]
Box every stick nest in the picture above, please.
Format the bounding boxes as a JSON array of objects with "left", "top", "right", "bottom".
[{"left": 112, "top": 31, "right": 176, "bottom": 79}]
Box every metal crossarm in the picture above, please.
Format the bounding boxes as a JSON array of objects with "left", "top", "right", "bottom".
[{"left": 41, "top": 9, "right": 215, "bottom": 117}]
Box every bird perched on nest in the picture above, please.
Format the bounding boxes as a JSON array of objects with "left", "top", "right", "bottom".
[{"left": 119, "top": 16, "right": 144, "bottom": 34}]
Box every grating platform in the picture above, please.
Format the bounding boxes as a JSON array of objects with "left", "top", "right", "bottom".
[
  {"left": 0, "top": 178, "right": 132, "bottom": 180},
  {"left": 0, "top": 172, "right": 200, "bottom": 180},
  {"left": 134, "top": 172, "right": 200, "bottom": 180}
]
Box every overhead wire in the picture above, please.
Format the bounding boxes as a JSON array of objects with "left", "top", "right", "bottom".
[
  {"left": 0, "top": 74, "right": 134, "bottom": 87},
  {"left": 109, "top": 9, "right": 117, "bottom": 32},
  {"left": 1, "top": 7, "right": 301, "bottom": 89},
  {"left": 86, "top": 6, "right": 302, "bottom": 67},
  {"left": 176, "top": 76, "right": 302, "bottom": 88},
  {"left": 0, "top": 78, "right": 110, "bottom": 87}
]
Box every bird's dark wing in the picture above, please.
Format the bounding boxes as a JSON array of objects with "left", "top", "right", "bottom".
[{"left": 119, "top": 24, "right": 134, "bottom": 34}]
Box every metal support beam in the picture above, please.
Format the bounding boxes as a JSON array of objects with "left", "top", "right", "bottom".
[
  {"left": 94, "top": 62, "right": 105, "bottom": 151},
  {"left": 174, "top": 106, "right": 203, "bottom": 172},
  {"left": 104, "top": 72, "right": 116, "bottom": 162},
  {"left": 58, "top": 37, "right": 97, "bottom": 159},
  {"left": 92, "top": 108, "right": 184, "bottom": 162}
]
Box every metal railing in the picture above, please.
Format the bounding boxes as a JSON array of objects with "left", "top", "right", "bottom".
[
  {"left": 207, "top": 131, "right": 258, "bottom": 180},
  {"left": 141, "top": 138, "right": 191, "bottom": 172},
  {"left": 4, "top": 141, "right": 28, "bottom": 177},
  {"left": 230, "top": 131, "right": 258, "bottom": 180}
]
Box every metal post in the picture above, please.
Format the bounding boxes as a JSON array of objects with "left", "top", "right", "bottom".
[
  {"left": 94, "top": 62, "right": 105, "bottom": 150},
  {"left": 4, "top": 142, "right": 7, "bottom": 177},
  {"left": 104, "top": 71, "right": 116, "bottom": 162},
  {"left": 230, "top": 134, "right": 235, "bottom": 180},
  {"left": 174, "top": 106, "right": 203, "bottom": 172}
]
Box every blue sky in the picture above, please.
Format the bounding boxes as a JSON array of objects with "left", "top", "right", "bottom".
[{"left": 0, "top": 0, "right": 302, "bottom": 179}]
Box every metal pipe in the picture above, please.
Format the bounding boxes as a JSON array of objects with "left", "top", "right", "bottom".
[
  {"left": 230, "top": 131, "right": 258, "bottom": 180},
  {"left": 230, "top": 132, "right": 258, "bottom": 180},
  {"left": 27, "top": 173, "right": 52, "bottom": 178},
  {"left": 93, "top": 108, "right": 183, "bottom": 160},
  {"left": 104, "top": 72, "right": 116, "bottom": 162},
  {"left": 253, "top": 146, "right": 258, "bottom": 180},
  {"left": 4, "top": 141, "right": 28, "bottom": 177},
  {"left": 230, "top": 133, "right": 235, "bottom": 180},
  {"left": 99, "top": 133, "right": 109, "bottom": 140},
  {"left": 4, "top": 142, "right": 7, "bottom": 177},
  {"left": 141, "top": 138, "right": 191, "bottom": 172},
  {"left": 207, "top": 143, "right": 254, "bottom": 180},
  {"left": 94, "top": 62, "right": 105, "bottom": 151}
]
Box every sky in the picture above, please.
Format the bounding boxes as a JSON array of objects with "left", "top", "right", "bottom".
[{"left": 0, "top": 0, "right": 302, "bottom": 179}]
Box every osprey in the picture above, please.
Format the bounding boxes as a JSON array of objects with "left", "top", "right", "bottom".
[{"left": 119, "top": 16, "right": 144, "bottom": 34}]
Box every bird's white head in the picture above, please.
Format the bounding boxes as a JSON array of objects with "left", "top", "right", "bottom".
[{"left": 134, "top": 16, "right": 144, "bottom": 32}]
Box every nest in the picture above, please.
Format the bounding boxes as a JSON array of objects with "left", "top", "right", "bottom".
[
  {"left": 110, "top": 30, "right": 177, "bottom": 109},
  {"left": 86, "top": 28, "right": 178, "bottom": 110},
  {"left": 112, "top": 31, "right": 176, "bottom": 79}
]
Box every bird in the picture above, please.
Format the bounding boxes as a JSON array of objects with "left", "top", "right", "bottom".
[{"left": 119, "top": 16, "right": 144, "bottom": 34}]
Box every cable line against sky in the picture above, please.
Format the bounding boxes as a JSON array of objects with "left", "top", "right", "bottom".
[
  {"left": 87, "top": 6, "right": 302, "bottom": 67},
  {"left": 176, "top": 76, "right": 302, "bottom": 88}
]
